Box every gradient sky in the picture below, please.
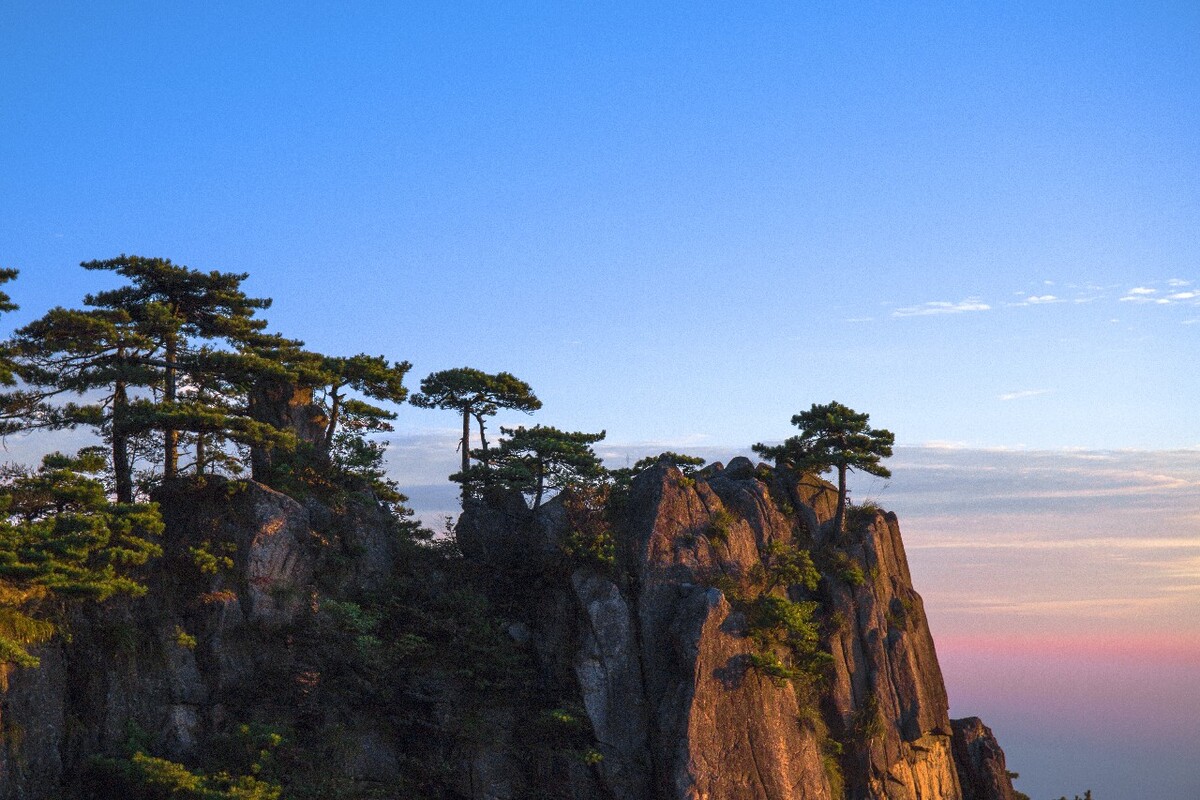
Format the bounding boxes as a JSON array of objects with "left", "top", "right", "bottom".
[{"left": 3, "top": 3, "right": 1198, "bottom": 798}]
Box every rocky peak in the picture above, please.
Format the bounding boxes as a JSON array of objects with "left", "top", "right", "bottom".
[
  {"left": 0, "top": 459, "right": 1021, "bottom": 800},
  {"left": 448, "top": 458, "right": 1019, "bottom": 799}
]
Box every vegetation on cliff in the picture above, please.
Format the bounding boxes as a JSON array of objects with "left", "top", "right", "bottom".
[
  {"left": 753, "top": 401, "right": 894, "bottom": 535},
  {"left": 0, "top": 260, "right": 1023, "bottom": 800}
]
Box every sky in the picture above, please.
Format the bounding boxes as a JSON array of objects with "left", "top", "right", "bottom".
[{"left": 2, "top": 3, "right": 1198, "bottom": 797}]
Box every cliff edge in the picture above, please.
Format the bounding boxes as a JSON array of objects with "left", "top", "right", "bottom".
[{"left": 0, "top": 460, "right": 1019, "bottom": 799}]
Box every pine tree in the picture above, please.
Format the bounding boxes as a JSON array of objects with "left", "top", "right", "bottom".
[
  {"left": 0, "top": 449, "right": 163, "bottom": 668},
  {"left": 5, "top": 306, "right": 159, "bottom": 501},
  {"left": 81, "top": 255, "right": 277, "bottom": 480},
  {"left": 315, "top": 353, "right": 412, "bottom": 454},
  {"left": 410, "top": 368, "right": 541, "bottom": 498},
  {"left": 463, "top": 425, "right": 606, "bottom": 510},
  {"left": 753, "top": 401, "right": 894, "bottom": 534}
]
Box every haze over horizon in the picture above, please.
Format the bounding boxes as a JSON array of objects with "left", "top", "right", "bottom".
[{"left": 3, "top": 2, "right": 1198, "bottom": 798}]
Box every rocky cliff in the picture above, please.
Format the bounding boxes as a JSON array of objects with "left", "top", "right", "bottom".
[
  {"left": 455, "top": 457, "right": 1019, "bottom": 800},
  {"left": 0, "top": 458, "right": 1018, "bottom": 800}
]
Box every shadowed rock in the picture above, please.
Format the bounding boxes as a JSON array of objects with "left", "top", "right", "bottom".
[{"left": 952, "top": 717, "right": 1018, "bottom": 800}]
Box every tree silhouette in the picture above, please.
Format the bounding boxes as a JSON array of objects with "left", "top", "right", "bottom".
[
  {"left": 754, "top": 401, "right": 894, "bottom": 534},
  {"left": 460, "top": 424, "right": 606, "bottom": 510},
  {"left": 410, "top": 368, "right": 541, "bottom": 498}
]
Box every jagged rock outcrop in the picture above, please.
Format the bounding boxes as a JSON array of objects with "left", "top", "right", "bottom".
[
  {"left": 248, "top": 379, "right": 328, "bottom": 482},
  {"left": 0, "top": 459, "right": 1020, "bottom": 800},
  {"left": 821, "top": 509, "right": 959, "bottom": 799},
  {"left": 0, "top": 477, "right": 403, "bottom": 799},
  {"left": 453, "top": 459, "right": 1018, "bottom": 800},
  {"left": 621, "top": 459, "right": 835, "bottom": 800},
  {"left": 572, "top": 568, "right": 652, "bottom": 798},
  {"left": 951, "top": 718, "right": 1016, "bottom": 800}
]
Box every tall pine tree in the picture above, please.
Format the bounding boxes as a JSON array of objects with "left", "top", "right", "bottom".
[
  {"left": 81, "top": 255, "right": 279, "bottom": 480},
  {"left": 6, "top": 306, "right": 158, "bottom": 501},
  {"left": 411, "top": 368, "right": 541, "bottom": 499}
]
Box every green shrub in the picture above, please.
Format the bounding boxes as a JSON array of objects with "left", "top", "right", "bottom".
[
  {"left": 748, "top": 651, "right": 805, "bottom": 685},
  {"left": 823, "top": 751, "right": 845, "bottom": 800},
  {"left": 707, "top": 509, "right": 735, "bottom": 544},
  {"left": 708, "top": 573, "right": 745, "bottom": 603},
  {"left": 564, "top": 527, "right": 616, "bottom": 570},
  {"left": 845, "top": 501, "right": 884, "bottom": 531},
  {"left": 744, "top": 592, "right": 830, "bottom": 690},
  {"left": 747, "top": 596, "right": 820, "bottom": 653},
  {"left": 561, "top": 486, "right": 618, "bottom": 571},
  {"left": 852, "top": 692, "right": 886, "bottom": 742},
  {"left": 173, "top": 626, "right": 197, "bottom": 650},
  {"left": 825, "top": 609, "right": 850, "bottom": 634},
  {"left": 827, "top": 551, "right": 866, "bottom": 587},
  {"left": 189, "top": 540, "right": 235, "bottom": 576},
  {"left": 87, "top": 750, "right": 283, "bottom": 800},
  {"left": 752, "top": 541, "right": 821, "bottom": 594}
]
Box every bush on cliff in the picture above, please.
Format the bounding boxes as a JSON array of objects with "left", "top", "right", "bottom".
[{"left": 0, "top": 449, "right": 162, "bottom": 667}]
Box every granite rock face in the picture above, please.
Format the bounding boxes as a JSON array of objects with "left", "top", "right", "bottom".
[
  {"left": 621, "top": 463, "right": 836, "bottom": 800},
  {"left": 475, "top": 461, "right": 1019, "bottom": 800},
  {"left": 0, "top": 477, "right": 401, "bottom": 799},
  {"left": 0, "top": 459, "right": 1021, "bottom": 800},
  {"left": 952, "top": 718, "right": 1017, "bottom": 800}
]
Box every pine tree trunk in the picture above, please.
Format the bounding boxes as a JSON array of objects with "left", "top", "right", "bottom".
[
  {"left": 112, "top": 379, "right": 133, "bottom": 504},
  {"left": 323, "top": 385, "right": 341, "bottom": 452},
  {"left": 534, "top": 464, "right": 544, "bottom": 510},
  {"left": 163, "top": 333, "right": 178, "bottom": 480},
  {"left": 835, "top": 464, "right": 847, "bottom": 534},
  {"left": 460, "top": 408, "right": 471, "bottom": 502},
  {"left": 196, "top": 434, "right": 206, "bottom": 475}
]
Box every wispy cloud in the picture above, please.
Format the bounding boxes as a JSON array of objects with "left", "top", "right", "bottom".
[
  {"left": 892, "top": 298, "right": 990, "bottom": 317},
  {"left": 919, "top": 440, "right": 971, "bottom": 450},
  {"left": 998, "top": 389, "right": 1050, "bottom": 401},
  {"left": 908, "top": 535, "right": 1200, "bottom": 552},
  {"left": 1012, "top": 294, "right": 1060, "bottom": 306},
  {"left": 943, "top": 595, "right": 1184, "bottom": 619},
  {"left": 892, "top": 280, "right": 1197, "bottom": 316},
  {"left": 1119, "top": 281, "right": 1200, "bottom": 305}
]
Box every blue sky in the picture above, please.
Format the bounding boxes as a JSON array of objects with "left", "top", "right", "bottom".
[
  {"left": 3, "top": 3, "right": 1199, "bottom": 797},
  {"left": 3, "top": 2, "right": 1198, "bottom": 450}
]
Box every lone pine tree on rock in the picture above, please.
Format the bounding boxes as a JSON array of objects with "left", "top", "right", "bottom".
[
  {"left": 410, "top": 368, "right": 541, "bottom": 499},
  {"left": 753, "top": 401, "right": 894, "bottom": 534}
]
